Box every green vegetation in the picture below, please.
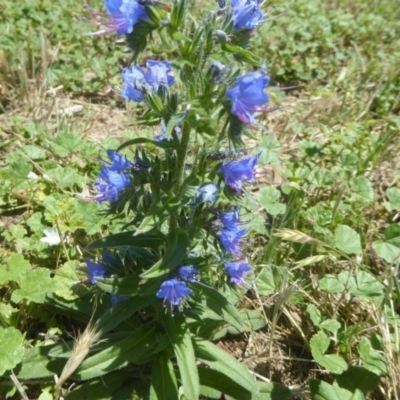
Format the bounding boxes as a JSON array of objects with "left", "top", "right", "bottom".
[{"left": 1, "top": 0, "right": 400, "bottom": 398}]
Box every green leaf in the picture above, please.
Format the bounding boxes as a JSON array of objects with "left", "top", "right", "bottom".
[
  {"left": 333, "top": 225, "right": 362, "bottom": 255},
  {"left": 338, "top": 271, "right": 384, "bottom": 300},
  {"left": 0, "top": 254, "right": 31, "bottom": 285},
  {"left": 198, "top": 367, "right": 253, "bottom": 400},
  {"left": 135, "top": 198, "right": 180, "bottom": 235},
  {"left": 256, "top": 382, "right": 292, "bottom": 400},
  {"left": 87, "top": 231, "right": 165, "bottom": 250},
  {"left": 373, "top": 239, "right": 400, "bottom": 263},
  {"left": 350, "top": 176, "right": 374, "bottom": 203},
  {"left": 163, "top": 315, "right": 199, "bottom": 400},
  {"left": 149, "top": 356, "right": 179, "bottom": 400},
  {"left": 16, "top": 343, "right": 66, "bottom": 380},
  {"left": 258, "top": 135, "right": 281, "bottom": 166},
  {"left": 319, "top": 274, "right": 345, "bottom": 294},
  {"left": 95, "top": 276, "right": 140, "bottom": 295},
  {"left": 319, "top": 319, "right": 341, "bottom": 334},
  {"left": 307, "top": 304, "right": 322, "bottom": 327},
  {"left": 255, "top": 266, "right": 287, "bottom": 296},
  {"left": 105, "top": 381, "right": 150, "bottom": 400},
  {"left": 96, "top": 295, "right": 155, "bottom": 337},
  {"left": 194, "top": 338, "right": 259, "bottom": 396},
  {"left": 309, "top": 379, "right": 351, "bottom": 400},
  {"left": 52, "top": 261, "right": 87, "bottom": 301},
  {"left": 64, "top": 373, "right": 126, "bottom": 400},
  {"left": 335, "top": 366, "right": 380, "bottom": 397},
  {"left": 21, "top": 144, "right": 46, "bottom": 160},
  {"left": 384, "top": 223, "right": 400, "bottom": 245},
  {"left": 191, "top": 283, "right": 244, "bottom": 332},
  {"left": 259, "top": 186, "right": 286, "bottom": 215},
  {"left": 310, "top": 331, "right": 347, "bottom": 374},
  {"left": 46, "top": 166, "right": 82, "bottom": 188},
  {"left": 73, "top": 326, "right": 157, "bottom": 380},
  {"left": 51, "top": 132, "right": 85, "bottom": 156},
  {"left": 358, "top": 337, "right": 387, "bottom": 376},
  {"left": 11, "top": 268, "right": 57, "bottom": 304},
  {"left": 141, "top": 231, "right": 189, "bottom": 279},
  {"left": 0, "top": 326, "right": 25, "bottom": 376},
  {"left": 384, "top": 187, "right": 400, "bottom": 211}
]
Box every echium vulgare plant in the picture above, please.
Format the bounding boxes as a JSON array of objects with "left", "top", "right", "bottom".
[{"left": 59, "top": 0, "right": 276, "bottom": 398}]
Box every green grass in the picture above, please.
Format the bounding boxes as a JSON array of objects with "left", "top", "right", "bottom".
[{"left": 1, "top": 0, "right": 400, "bottom": 398}]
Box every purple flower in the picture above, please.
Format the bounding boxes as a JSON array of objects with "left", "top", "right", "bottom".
[
  {"left": 104, "top": 0, "right": 147, "bottom": 37},
  {"left": 217, "top": 226, "right": 246, "bottom": 257},
  {"left": 225, "top": 71, "right": 270, "bottom": 124},
  {"left": 106, "top": 150, "right": 132, "bottom": 171},
  {"left": 221, "top": 153, "right": 261, "bottom": 192},
  {"left": 145, "top": 60, "right": 175, "bottom": 92},
  {"left": 157, "top": 279, "right": 192, "bottom": 309},
  {"left": 85, "top": 259, "right": 107, "bottom": 284},
  {"left": 122, "top": 61, "right": 175, "bottom": 102},
  {"left": 225, "top": 261, "right": 251, "bottom": 285},
  {"left": 122, "top": 66, "right": 147, "bottom": 102},
  {"left": 178, "top": 266, "right": 199, "bottom": 282},
  {"left": 231, "top": 0, "right": 264, "bottom": 31},
  {"left": 85, "top": 0, "right": 147, "bottom": 37},
  {"left": 216, "top": 208, "right": 247, "bottom": 256},
  {"left": 92, "top": 165, "right": 131, "bottom": 202},
  {"left": 197, "top": 183, "right": 218, "bottom": 204},
  {"left": 219, "top": 207, "right": 240, "bottom": 228}
]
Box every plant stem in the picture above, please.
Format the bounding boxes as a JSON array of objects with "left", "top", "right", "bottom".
[
  {"left": 170, "top": 117, "right": 191, "bottom": 231},
  {"left": 172, "top": 119, "right": 191, "bottom": 197}
]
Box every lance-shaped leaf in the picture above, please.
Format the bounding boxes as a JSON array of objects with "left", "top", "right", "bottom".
[
  {"left": 141, "top": 231, "right": 189, "bottom": 279},
  {"left": 163, "top": 314, "right": 199, "bottom": 400},
  {"left": 194, "top": 338, "right": 259, "bottom": 396},
  {"left": 72, "top": 326, "right": 157, "bottom": 380},
  {"left": 190, "top": 282, "right": 244, "bottom": 332},
  {"left": 149, "top": 355, "right": 179, "bottom": 400},
  {"left": 87, "top": 231, "right": 165, "bottom": 251},
  {"left": 95, "top": 295, "right": 155, "bottom": 337}
]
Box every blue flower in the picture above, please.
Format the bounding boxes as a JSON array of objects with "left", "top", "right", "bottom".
[
  {"left": 231, "top": 0, "right": 264, "bottom": 31},
  {"left": 157, "top": 279, "right": 192, "bottom": 309},
  {"left": 219, "top": 206, "right": 240, "bottom": 228},
  {"left": 145, "top": 60, "right": 175, "bottom": 92},
  {"left": 85, "top": 258, "right": 107, "bottom": 284},
  {"left": 85, "top": 0, "right": 147, "bottom": 37},
  {"left": 217, "top": 226, "right": 246, "bottom": 257},
  {"left": 216, "top": 208, "right": 247, "bottom": 256},
  {"left": 225, "top": 71, "right": 270, "bottom": 124},
  {"left": 178, "top": 266, "right": 199, "bottom": 282},
  {"left": 225, "top": 261, "right": 251, "bottom": 285},
  {"left": 105, "top": 0, "right": 147, "bottom": 37},
  {"left": 106, "top": 150, "right": 132, "bottom": 171},
  {"left": 122, "top": 61, "right": 175, "bottom": 102},
  {"left": 221, "top": 153, "right": 261, "bottom": 192},
  {"left": 121, "top": 66, "right": 147, "bottom": 102},
  {"left": 92, "top": 165, "right": 131, "bottom": 202},
  {"left": 197, "top": 183, "right": 218, "bottom": 204}
]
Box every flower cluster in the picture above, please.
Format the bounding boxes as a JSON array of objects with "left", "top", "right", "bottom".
[
  {"left": 216, "top": 207, "right": 247, "bottom": 257},
  {"left": 122, "top": 60, "right": 175, "bottom": 102},
  {"left": 82, "top": 0, "right": 271, "bottom": 315}
]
